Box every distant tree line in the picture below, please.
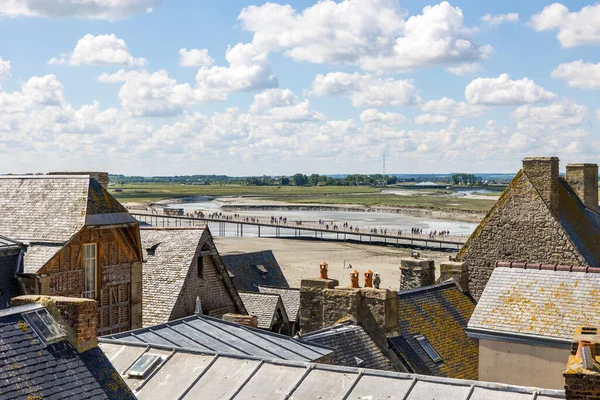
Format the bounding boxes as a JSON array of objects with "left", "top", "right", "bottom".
[{"left": 450, "top": 173, "right": 479, "bottom": 186}]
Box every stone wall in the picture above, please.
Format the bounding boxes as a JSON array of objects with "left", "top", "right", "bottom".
[
  {"left": 457, "top": 169, "right": 585, "bottom": 300},
  {"left": 399, "top": 257, "right": 435, "bottom": 291},
  {"left": 566, "top": 163, "right": 599, "bottom": 211}
]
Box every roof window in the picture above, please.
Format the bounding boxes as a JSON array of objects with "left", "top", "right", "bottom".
[
  {"left": 22, "top": 309, "right": 65, "bottom": 344},
  {"left": 127, "top": 353, "right": 163, "bottom": 378},
  {"left": 254, "top": 264, "right": 268, "bottom": 274},
  {"left": 414, "top": 335, "right": 442, "bottom": 363}
]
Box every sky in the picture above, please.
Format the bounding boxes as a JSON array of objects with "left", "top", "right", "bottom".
[{"left": 1, "top": 0, "right": 600, "bottom": 176}]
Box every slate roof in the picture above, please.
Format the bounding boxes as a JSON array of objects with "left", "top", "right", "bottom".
[
  {"left": 100, "top": 341, "right": 565, "bottom": 400},
  {"left": 239, "top": 292, "right": 288, "bottom": 329},
  {"left": 222, "top": 250, "right": 289, "bottom": 292},
  {"left": 300, "top": 322, "right": 394, "bottom": 371},
  {"left": 22, "top": 243, "right": 63, "bottom": 274},
  {"left": 258, "top": 285, "right": 300, "bottom": 321},
  {"left": 140, "top": 228, "right": 205, "bottom": 326},
  {"left": 0, "top": 175, "right": 134, "bottom": 243},
  {"left": 100, "top": 313, "right": 332, "bottom": 362},
  {"left": 0, "top": 303, "right": 135, "bottom": 400},
  {"left": 390, "top": 281, "right": 478, "bottom": 380},
  {"left": 468, "top": 266, "right": 600, "bottom": 342}
]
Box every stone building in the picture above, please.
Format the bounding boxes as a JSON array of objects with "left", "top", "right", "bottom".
[
  {"left": 238, "top": 291, "right": 289, "bottom": 333},
  {"left": 457, "top": 157, "right": 600, "bottom": 300},
  {"left": 140, "top": 227, "right": 245, "bottom": 326},
  {"left": 0, "top": 174, "right": 143, "bottom": 334}
]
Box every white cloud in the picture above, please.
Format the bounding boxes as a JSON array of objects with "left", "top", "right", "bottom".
[
  {"left": 419, "top": 97, "right": 488, "bottom": 117},
  {"left": 480, "top": 13, "right": 519, "bottom": 26},
  {"left": 529, "top": 3, "right": 600, "bottom": 47},
  {"left": 0, "top": 0, "right": 156, "bottom": 20},
  {"left": 551, "top": 60, "right": 600, "bottom": 89},
  {"left": 596, "top": 109, "right": 600, "bottom": 121},
  {"left": 249, "top": 88, "right": 324, "bottom": 122},
  {"left": 310, "top": 72, "right": 418, "bottom": 107},
  {"left": 195, "top": 43, "right": 278, "bottom": 94},
  {"left": 0, "top": 57, "right": 10, "bottom": 79},
  {"left": 465, "top": 74, "right": 555, "bottom": 105},
  {"left": 360, "top": 109, "right": 407, "bottom": 124},
  {"left": 446, "top": 62, "right": 481, "bottom": 76},
  {"left": 239, "top": 0, "right": 491, "bottom": 72},
  {"left": 512, "top": 101, "right": 587, "bottom": 128},
  {"left": 415, "top": 114, "right": 449, "bottom": 124},
  {"left": 179, "top": 48, "right": 214, "bottom": 67},
  {"left": 52, "top": 34, "right": 146, "bottom": 67}
]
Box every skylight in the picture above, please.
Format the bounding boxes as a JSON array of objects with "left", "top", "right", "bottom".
[
  {"left": 414, "top": 335, "right": 442, "bottom": 363},
  {"left": 254, "top": 264, "right": 268, "bottom": 274},
  {"left": 128, "top": 353, "right": 162, "bottom": 378},
  {"left": 22, "top": 309, "right": 65, "bottom": 344}
]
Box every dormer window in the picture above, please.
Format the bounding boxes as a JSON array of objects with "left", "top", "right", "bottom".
[{"left": 254, "top": 264, "right": 268, "bottom": 274}]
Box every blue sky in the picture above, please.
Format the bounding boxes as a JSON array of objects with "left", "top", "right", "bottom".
[{"left": 1, "top": 0, "right": 599, "bottom": 176}]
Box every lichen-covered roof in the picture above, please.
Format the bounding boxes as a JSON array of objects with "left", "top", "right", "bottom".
[
  {"left": 100, "top": 313, "right": 332, "bottom": 362},
  {"left": 390, "top": 282, "right": 478, "bottom": 380},
  {"left": 22, "top": 243, "right": 63, "bottom": 274},
  {"left": 222, "top": 250, "right": 289, "bottom": 292},
  {"left": 0, "top": 304, "right": 135, "bottom": 400},
  {"left": 301, "top": 322, "right": 394, "bottom": 371},
  {"left": 258, "top": 286, "right": 300, "bottom": 321},
  {"left": 468, "top": 267, "right": 600, "bottom": 340},
  {"left": 140, "top": 228, "right": 205, "bottom": 326},
  {"left": 239, "top": 292, "right": 288, "bottom": 329},
  {"left": 0, "top": 175, "right": 134, "bottom": 243}
]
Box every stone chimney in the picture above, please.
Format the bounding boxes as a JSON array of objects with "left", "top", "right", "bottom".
[
  {"left": 299, "top": 263, "right": 399, "bottom": 337},
  {"left": 440, "top": 261, "right": 468, "bottom": 292},
  {"left": 48, "top": 171, "right": 110, "bottom": 189},
  {"left": 222, "top": 313, "right": 259, "bottom": 328},
  {"left": 399, "top": 255, "right": 435, "bottom": 291},
  {"left": 564, "top": 326, "right": 600, "bottom": 399},
  {"left": 566, "top": 164, "right": 599, "bottom": 211},
  {"left": 12, "top": 295, "right": 98, "bottom": 353},
  {"left": 522, "top": 157, "right": 559, "bottom": 216}
]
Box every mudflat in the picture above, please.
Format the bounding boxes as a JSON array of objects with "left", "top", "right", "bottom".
[{"left": 214, "top": 236, "right": 452, "bottom": 290}]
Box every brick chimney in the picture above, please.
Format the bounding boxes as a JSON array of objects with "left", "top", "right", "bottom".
[
  {"left": 522, "top": 157, "right": 559, "bottom": 216},
  {"left": 12, "top": 295, "right": 98, "bottom": 353},
  {"left": 48, "top": 171, "right": 110, "bottom": 189},
  {"left": 564, "top": 326, "right": 600, "bottom": 399},
  {"left": 399, "top": 255, "right": 435, "bottom": 291},
  {"left": 222, "top": 313, "right": 259, "bottom": 328},
  {"left": 566, "top": 164, "right": 599, "bottom": 211},
  {"left": 299, "top": 263, "right": 399, "bottom": 337},
  {"left": 440, "top": 261, "right": 469, "bottom": 292}
]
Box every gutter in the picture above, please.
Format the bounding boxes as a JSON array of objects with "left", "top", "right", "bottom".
[{"left": 466, "top": 327, "right": 571, "bottom": 349}]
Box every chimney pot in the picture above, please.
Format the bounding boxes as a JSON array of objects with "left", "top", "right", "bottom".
[
  {"left": 364, "top": 269, "right": 373, "bottom": 287},
  {"left": 319, "top": 261, "right": 328, "bottom": 279},
  {"left": 566, "top": 163, "right": 599, "bottom": 211},
  {"left": 350, "top": 270, "right": 360, "bottom": 288}
]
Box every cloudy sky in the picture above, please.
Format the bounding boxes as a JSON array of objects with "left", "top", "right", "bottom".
[{"left": 1, "top": 0, "right": 599, "bottom": 176}]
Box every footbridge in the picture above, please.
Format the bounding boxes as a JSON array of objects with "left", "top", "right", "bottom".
[{"left": 130, "top": 212, "right": 469, "bottom": 251}]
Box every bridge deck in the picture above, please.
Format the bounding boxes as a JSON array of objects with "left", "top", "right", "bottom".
[{"left": 131, "top": 212, "right": 468, "bottom": 250}]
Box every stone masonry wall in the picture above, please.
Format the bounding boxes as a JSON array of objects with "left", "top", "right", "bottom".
[
  {"left": 399, "top": 258, "right": 435, "bottom": 291},
  {"left": 458, "top": 170, "right": 586, "bottom": 300},
  {"left": 566, "top": 164, "right": 599, "bottom": 211}
]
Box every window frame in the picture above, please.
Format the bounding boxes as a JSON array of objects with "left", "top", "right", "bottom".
[
  {"left": 82, "top": 243, "right": 97, "bottom": 299},
  {"left": 414, "top": 334, "right": 443, "bottom": 363}
]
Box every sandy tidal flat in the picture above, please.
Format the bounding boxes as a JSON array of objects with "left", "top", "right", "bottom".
[{"left": 214, "top": 237, "right": 452, "bottom": 290}]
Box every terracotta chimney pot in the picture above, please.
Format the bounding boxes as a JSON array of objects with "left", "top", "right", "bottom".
[
  {"left": 364, "top": 269, "right": 373, "bottom": 287},
  {"left": 320, "top": 261, "right": 329, "bottom": 279},
  {"left": 350, "top": 269, "right": 360, "bottom": 288}
]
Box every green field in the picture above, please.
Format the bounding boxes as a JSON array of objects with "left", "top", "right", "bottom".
[{"left": 110, "top": 183, "right": 498, "bottom": 213}]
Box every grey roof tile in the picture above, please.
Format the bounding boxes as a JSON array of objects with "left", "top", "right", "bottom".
[
  {"left": 222, "top": 250, "right": 289, "bottom": 292},
  {"left": 258, "top": 286, "right": 300, "bottom": 321},
  {"left": 239, "top": 292, "right": 288, "bottom": 329},
  {"left": 468, "top": 267, "right": 600, "bottom": 340}
]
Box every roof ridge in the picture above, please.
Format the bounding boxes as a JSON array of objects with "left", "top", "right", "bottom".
[
  {"left": 0, "top": 175, "right": 91, "bottom": 179},
  {"left": 495, "top": 261, "right": 600, "bottom": 273},
  {"left": 258, "top": 285, "right": 300, "bottom": 292},
  {"left": 397, "top": 281, "right": 457, "bottom": 297}
]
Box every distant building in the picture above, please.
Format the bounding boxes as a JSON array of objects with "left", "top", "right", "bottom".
[
  {"left": 221, "top": 250, "right": 289, "bottom": 292},
  {"left": 0, "top": 174, "right": 143, "bottom": 334},
  {"left": 458, "top": 158, "right": 600, "bottom": 300},
  {"left": 140, "top": 227, "right": 245, "bottom": 326},
  {"left": 467, "top": 263, "right": 600, "bottom": 389}
]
